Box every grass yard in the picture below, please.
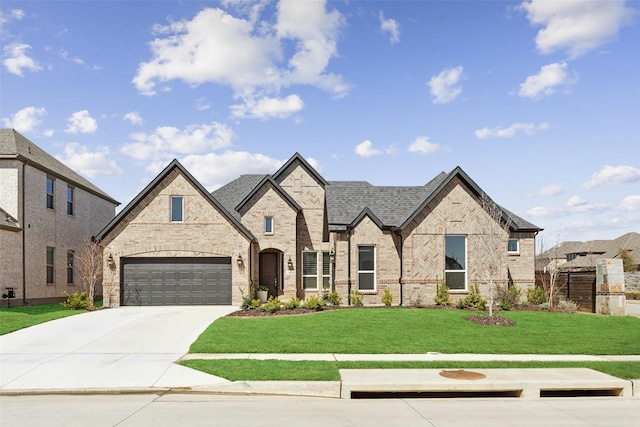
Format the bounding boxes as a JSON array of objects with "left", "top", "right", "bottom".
[
  {"left": 190, "top": 308, "right": 640, "bottom": 355},
  {"left": 0, "top": 303, "right": 86, "bottom": 335},
  {"left": 180, "top": 359, "right": 640, "bottom": 382}
]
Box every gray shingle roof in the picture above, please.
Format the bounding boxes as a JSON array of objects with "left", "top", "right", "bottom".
[
  {"left": 0, "top": 129, "right": 118, "bottom": 205},
  {"left": 212, "top": 174, "right": 268, "bottom": 221}
]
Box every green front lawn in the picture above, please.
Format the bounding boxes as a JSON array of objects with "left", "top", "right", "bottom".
[
  {"left": 0, "top": 303, "right": 86, "bottom": 335},
  {"left": 180, "top": 359, "right": 640, "bottom": 381},
  {"left": 190, "top": 308, "right": 640, "bottom": 355}
]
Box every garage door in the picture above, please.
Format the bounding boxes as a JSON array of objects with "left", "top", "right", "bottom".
[{"left": 121, "top": 258, "right": 231, "bottom": 306}]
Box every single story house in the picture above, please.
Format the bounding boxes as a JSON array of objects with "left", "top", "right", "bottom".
[{"left": 96, "top": 153, "right": 541, "bottom": 307}]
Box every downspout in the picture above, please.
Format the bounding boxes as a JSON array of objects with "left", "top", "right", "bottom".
[
  {"left": 347, "top": 227, "right": 352, "bottom": 306},
  {"left": 21, "top": 162, "right": 26, "bottom": 305}
]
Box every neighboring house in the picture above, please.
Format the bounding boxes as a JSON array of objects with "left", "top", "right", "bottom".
[
  {"left": 537, "top": 232, "right": 640, "bottom": 272},
  {"left": 97, "top": 153, "right": 541, "bottom": 307},
  {"left": 0, "top": 129, "right": 119, "bottom": 305}
]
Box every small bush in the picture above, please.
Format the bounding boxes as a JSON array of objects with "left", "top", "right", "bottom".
[
  {"left": 239, "top": 286, "right": 256, "bottom": 311},
  {"left": 350, "top": 290, "right": 364, "bottom": 307},
  {"left": 456, "top": 284, "right": 487, "bottom": 311},
  {"left": 61, "top": 291, "right": 90, "bottom": 310},
  {"left": 409, "top": 291, "right": 424, "bottom": 308},
  {"left": 496, "top": 284, "right": 522, "bottom": 311},
  {"left": 539, "top": 302, "right": 550, "bottom": 310},
  {"left": 434, "top": 281, "right": 450, "bottom": 306},
  {"left": 381, "top": 289, "right": 393, "bottom": 306},
  {"left": 260, "top": 297, "right": 282, "bottom": 313},
  {"left": 527, "top": 286, "right": 546, "bottom": 305},
  {"left": 326, "top": 291, "right": 342, "bottom": 306},
  {"left": 303, "top": 295, "right": 325, "bottom": 311},
  {"left": 283, "top": 297, "right": 301, "bottom": 310},
  {"left": 554, "top": 299, "right": 578, "bottom": 313}
]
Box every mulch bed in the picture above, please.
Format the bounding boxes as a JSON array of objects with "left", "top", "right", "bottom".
[{"left": 466, "top": 314, "right": 517, "bottom": 327}]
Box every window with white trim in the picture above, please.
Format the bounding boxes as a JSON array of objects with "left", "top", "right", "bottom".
[
  {"left": 46, "top": 247, "right": 55, "bottom": 283},
  {"left": 46, "top": 177, "right": 54, "bottom": 209},
  {"left": 171, "top": 196, "right": 183, "bottom": 222},
  {"left": 507, "top": 238, "right": 519, "bottom": 254},
  {"left": 358, "top": 245, "right": 375, "bottom": 291},
  {"left": 322, "top": 251, "right": 330, "bottom": 288},
  {"left": 445, "top": 235, "right": 466, "bottom": 290},
  {"left": 264, "top": 216, "right": 274, "bottom": 234},
  {"left": 302, "top": 251, "right": 318, "bottom": 290}
]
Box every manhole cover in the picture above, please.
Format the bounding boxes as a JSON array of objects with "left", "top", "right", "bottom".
[{"left": 439, "top": 370, "right": 486, "bottom": 380}]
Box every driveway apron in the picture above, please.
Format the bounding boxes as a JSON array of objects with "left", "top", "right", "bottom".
[{"left": 0, "top": 306, "right": 236, "bottom": 391}]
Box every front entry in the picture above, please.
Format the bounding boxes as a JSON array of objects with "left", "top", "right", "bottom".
[{"left": 259, "top": 251, "right": 283, "bottom": 297}]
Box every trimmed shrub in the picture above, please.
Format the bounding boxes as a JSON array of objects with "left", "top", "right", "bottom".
[
  {"left": 350, "top": 290, "right": 364, "bottom": 307},
  {"left": 260, "top": 297, "right": 282, "bottom": 313},
  {"left": 283, "top": 297, "right": 301, "bottom": 310},
  {"left": 496, "top": 284, "right": 522, "bottom": 311},
  {"left": 434, "top": 281, "right": 450, "bottom": 306},
  {"left": 526, "top": 286, "right": 546, "bottom": 305},
  {"left": 303, "top": 295, "right": 325, "bottom": 311},
  {"left": 456, "top": 284, "right": 487, "bottom": 311},
  {"left": 326, "top": 291, "right": 342, "bottom": 306},
  {"left": 381, "top": 289, "right": 393, "bottom": 306},
  {"left": 61, "top": 291, "right": 90, "bottom": 310},
  {"left": 554, "top": 299, "right": 578, "bottom": 313}
]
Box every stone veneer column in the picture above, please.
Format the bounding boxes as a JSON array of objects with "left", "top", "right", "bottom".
[{"left": 595, "top": 259, "right": 626, "bottom": 316}]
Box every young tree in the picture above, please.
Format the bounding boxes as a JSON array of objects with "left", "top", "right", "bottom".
[
  {"left": 619, "top": 248, "right": 637, "bottom": 272},
  {"left": 76, "top": 238, "right": 103, "bottom": 309},
  {"left": 477, "top": 193, "right": 511, "bottom": 317},
  {"left": 536, "top": 235, "right": 561, "bottom": 309}
]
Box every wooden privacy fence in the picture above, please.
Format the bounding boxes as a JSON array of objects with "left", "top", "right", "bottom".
[{"left": 535, "top": 270, "right": 596, "bottom": 313}]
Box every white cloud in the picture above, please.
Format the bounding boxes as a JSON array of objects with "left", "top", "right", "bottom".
[
  {"left": 196, "top": 97, "right": 211, "bottom": 111},
  {"left": 174, "top": 151, "right": 283, "bottom": 190},
  {"left": 474, "top": 122, "right": 549, "bottom": 139},
  {"left": 620, "top": 195, "right": 640, "bottom": 212},
  {"left": 55, "top": 143, "right": 124, "bottom": 178},
  {"left": 123, "top": 112, "right": 143, "bottom": 125},
  {"left": 583, "top": 165, "right": 640, "bottom": 189},
  {"left": 379, "top": 11, "right": 400, "bottom": 44},
  {"left": 538, "top": 183, "right": 564, "bottom": 197},
  {"left": 133, "top": 2, "right": 347, "bottom": 118},
  {"left": 2, "top": 43, "right": 42, "bottom": 76},
  {"left": 355, "top": 140, "right": 382, "bottom": 158},
  {"left": 526, "top": 201, "right": 608, "bottom": 218},
  {"left": 408, "top": 136, "right": 440, "bottom": 154},
  {"left": 65, "top": 110, "right": 98, "bottom": 134},
  {"left": 230, "top": 94, "right": 304, "bottom": 119},
  {"left": 1, "top": 106, "right": 46, "bottom": 133},
  {"left": 566, "top": 195, "right": 587, "bottom": 207},
  {"left": 519, "top": 62, "right": 573, "bottom": 99},
  {"left": 121, "top": 122, "right": 234, "bottom": 161},
  {"left": 519, "top": 0, "right": 635, "bottom": 58},
  {"left": 427, "top": 66, "right": 463, "bottom": 104},
  {"left": 11, "top": 9, "right": 25, "bottom": 20}
]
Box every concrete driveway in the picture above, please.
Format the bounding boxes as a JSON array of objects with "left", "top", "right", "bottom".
[{"left": 0, "top": 306, "right": 236, "bottom": 392}]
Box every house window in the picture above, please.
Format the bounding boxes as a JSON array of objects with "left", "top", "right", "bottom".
[
  {"left": 67, "top": 251, "right": 74, "bottom": 284},
  {"left": 264, "top": 216, "right": 274, "bottom": 234},
  {"left": 46, "top": 247, "right": 55, "bottom": 283},
  {"left": 322, "top": 251, "right": 330, "bottom": 288},
  {"left": 445, "top": 235, "right": 466, "bottom": 290},
  {"left": 302, "top": 251, "right": 318, "bottom": 290},
  {"left": 508, "top": 238, "right": 519, "bottom": 254},
  {"left": 567, "top": 253, "right": 577, "bottom": 262},
  {"left": 171, "top": 196, "right": 183, "bottom": 222},
  {"left": 46, "top": 177, "right": 54, "bottom": 209},
  {"left": 67, "top": 186, "right": 74, "bottom": 215},
  {"left": 358, "top": 245, "right": 375, "bottom": 291}
]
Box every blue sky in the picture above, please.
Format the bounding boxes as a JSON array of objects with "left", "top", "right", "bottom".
[{"left": 2, "top": 0, "right": 639, "bottom": 246}]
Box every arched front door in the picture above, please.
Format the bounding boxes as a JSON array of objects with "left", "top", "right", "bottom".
[{"left": 259, "top": 250, "right": 283, "bottom": 298}]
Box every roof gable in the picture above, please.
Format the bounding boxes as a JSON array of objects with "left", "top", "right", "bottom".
[
  {"left": 96, "top": 159, "right": 254, "bottom": 242},
  {"left": 0, "top": 129, "right": 118, "bottom": 205},
  {"left": 236, "top": 176, "right": 302, "bottom": 214},
  {"left": 272, "top": 152, "right": 328, "bottom": 187}
]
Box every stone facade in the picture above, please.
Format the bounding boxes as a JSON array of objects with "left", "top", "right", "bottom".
[{"left": 1, "top": 130, "right": 118, "bottom": 305}]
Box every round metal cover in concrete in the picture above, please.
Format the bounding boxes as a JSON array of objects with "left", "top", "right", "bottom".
[{"left": 439, "top": 370, "right": 486, "bottom": 380}]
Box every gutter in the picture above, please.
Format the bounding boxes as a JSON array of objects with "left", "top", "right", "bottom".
[
  {"left": 21, "top": 161, "right": 26, "bottom": 304},
  {"left": 395, "top": 229, "right": 403, "bottom": 306},
  {"left": 347, "top": 227, "right": 352, "bottom": 305}
]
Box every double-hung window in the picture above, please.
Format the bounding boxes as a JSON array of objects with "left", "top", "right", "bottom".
[
  {"left": 46, "top": 247, "right": 55, "bottom": 283},
  {"left": 445, "top": 235, "right": 467, "bottom": 290},
  {"left": 302, "top": 252, "right": 318, "bottom": 290},
  {"left": 46, "top": 177, "right": 54, "bottom": 209},
  {"left": 171, "top": 196, "right": 183, "bottom": 222},
  {"left": 67, "top": 186, "right": 74, "bottom": 215},
  {"left": 358, "top": 245, "right": 375, "bottom": 291},
  {"left": 67, "top": 251, "right": 74, "bottom": 284}
]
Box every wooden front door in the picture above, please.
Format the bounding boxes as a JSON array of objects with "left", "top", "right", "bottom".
[{"left": 259, "top": 252, "right": 281, "bottom": 297}]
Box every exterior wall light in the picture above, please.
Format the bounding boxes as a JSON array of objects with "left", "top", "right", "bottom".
[
  {"left": 288, "top": 257, "right": 294, "bottom": 270},
  {"left": 107, "top": 254, "right": 114, "bottom": 264},
  {"left": 237, "top": 254, "right": 243, "bottom": 267},
  {"left": 329, "top": 248, "right": 335, "bottom": 263}
]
